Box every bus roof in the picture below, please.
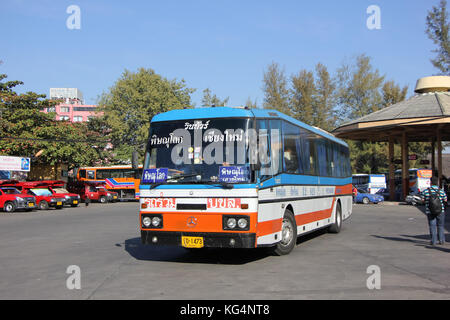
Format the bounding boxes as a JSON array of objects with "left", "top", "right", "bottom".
[
  {"left": 78, "top": 165, "right": 142, "bottom": 170},
  {"left": 151, "top": 107, "right": 347, "bottom": 147}
]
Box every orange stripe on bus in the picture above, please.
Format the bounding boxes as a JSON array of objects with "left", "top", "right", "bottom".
[
  {"left": 256, "top": 198, "right": 336, "bottom": 238},
  {"left": 295, "top": 198, "right": 335, "bottom": 226},
  {"left": 257, "top": 218, "right": 283, "bottom": 237}
]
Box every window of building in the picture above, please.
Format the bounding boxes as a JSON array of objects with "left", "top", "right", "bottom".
[
  {"left": 73, "top": 116, "right": 83, "bottom": 122},
  {"left": 60, "top": 106, "right": 70, "bottom": 113}
]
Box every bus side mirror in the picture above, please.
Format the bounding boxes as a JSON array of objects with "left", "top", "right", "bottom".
[{"left": 250, "top": 162, "right": 261, "bottom": 171}]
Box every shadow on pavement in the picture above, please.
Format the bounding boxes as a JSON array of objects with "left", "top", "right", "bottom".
[
  {"left": 372, "top": 234, "right": 450, "bottom": 253},
  {"left": 118, "top": 237, "right": 271, "bottom": 265},
  {"left": 411, "top": 203, "right": 450, "bottom": 233},
  {"left": 118, "top": 226, "right": 335, "bottom": 264}
]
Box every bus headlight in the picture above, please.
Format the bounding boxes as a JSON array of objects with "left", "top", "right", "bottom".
[
  {"left": 238, "top": 218, "right": 248, "bottom": 229},
  {"left": 142, "top": 217, "right": 151, "bottom": 227},
  {"left": 152, "top": 216, "right": 161, "bottom": 227},
  {"left": 226, "top": 218, "right": 237, "bottom": 229}
]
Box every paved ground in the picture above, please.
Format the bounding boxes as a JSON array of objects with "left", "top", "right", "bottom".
[{"left": 0, "top": 201, "right": 449, "bottom": 300}]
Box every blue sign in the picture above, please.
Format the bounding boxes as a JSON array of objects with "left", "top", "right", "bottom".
[
  {"left": 219, "top": 166, "right": 249, "bottom": 183},
  {"left": 21, "top": 158, "right": 30, "bottom": 171},
  {"left": 142, "top": 168, "right": 168, "bottom": 183}
]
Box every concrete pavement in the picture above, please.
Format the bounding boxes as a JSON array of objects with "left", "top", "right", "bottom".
[{"left": 0, "top": 202, "right": 448, "bottom": 299}]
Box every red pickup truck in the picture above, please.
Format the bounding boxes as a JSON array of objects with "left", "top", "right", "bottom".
[
  {"left": 67, "top": 181, "right": 111, "bottom": 203},
  {"left": 0, "top": 181, "right": 37, "bottom": 212},
  {"left": 39, "top": 180, "right": 81, "bottom": 207},
  {"left": 2, "top": 180, "right": 66, "bottom": 210}
]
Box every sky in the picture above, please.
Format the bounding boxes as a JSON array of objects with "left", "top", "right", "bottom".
[{"left": 0, "top": 0, "right": 443, "bottom": 107}]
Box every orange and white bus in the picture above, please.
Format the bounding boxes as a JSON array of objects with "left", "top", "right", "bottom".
[
  {"left": 394, "top": 168, "right": 432, "bottom": 193},
  {"left": 74, "top": 165, "right": 142, "bottom": 200},
  {"left": 139, "top": 107, "right": 352, "bottom": 255}
]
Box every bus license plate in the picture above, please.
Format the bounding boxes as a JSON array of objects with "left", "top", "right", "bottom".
[{"left": 181, "top": 236, "right": 204, "bottom": 248}]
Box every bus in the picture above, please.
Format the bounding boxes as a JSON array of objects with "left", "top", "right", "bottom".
[
  {"left": 74, "top": 165, "right": 142, "bottom": 200},
  {"left": 393, "top": 168, "right": 432, "bottom": 193},
  {"left": 352, "top": 174, "right": 386, "bottom": 194},
  {"left": 139, "top": 107, "right": 352, "bottom": 255}
]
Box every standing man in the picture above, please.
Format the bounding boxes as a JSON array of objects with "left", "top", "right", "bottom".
[{"left": 421, "top": 177, "right": 447, "bottom": 246}]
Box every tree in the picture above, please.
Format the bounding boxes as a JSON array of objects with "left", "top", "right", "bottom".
[
  {"left": 381, "top": 80, "right": 408, "bottom": 108},
  {"left": 262, "top": 62, "right": 290, "bottom": 114},
  {"left": 201, "top": 88, "right": 229, "bottom": 107},
  {"left": 288, "top": 63, "right": 336, "bottom": 131},
  {"left": 313, "top": 63, "right": 337, "bottom": 131},
  {"left": 0, "top": 73, "right": 105, "bottom": 168},
  {"left": 97, "top": 68, "right": 195, "bottom": 162},
  {"left": 336, "top": 54, "right": 385, "bottom": 123},
  {"left": 289, "top": 69, "right": 316, "bottom": 125},
  {"left": 426, "top": 0, "right": 450, "bottom": 74}
]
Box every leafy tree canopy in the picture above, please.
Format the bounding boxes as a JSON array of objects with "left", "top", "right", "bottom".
[{"left": 97, "top": 68, "right": 195, "bottom": 163}]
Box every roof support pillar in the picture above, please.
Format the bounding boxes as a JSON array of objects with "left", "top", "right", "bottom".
[
  {"left": 388, "top": 137, "right": 396, "bottom": 201},
  {"left": 401, "top": 132, "right": 409, "bottom": 200},
  {"left": 431, "top": 138, "right": 436, "bottom": 174},
  {"left": 437, "top": 127, "right": 443, "bottom": 187}
]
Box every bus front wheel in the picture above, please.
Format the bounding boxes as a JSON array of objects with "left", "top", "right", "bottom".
[
  {"left": 272, "top": 209, "right": 297, "bottom": 256},
  {"left": 328, "top": 201, "right": 342, "bottom": 234}
]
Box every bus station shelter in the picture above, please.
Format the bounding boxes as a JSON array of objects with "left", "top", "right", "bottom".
[{"left": 332, "top": 76, "right": 450, "bottom": 201}]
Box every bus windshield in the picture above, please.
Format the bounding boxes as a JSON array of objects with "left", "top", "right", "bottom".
[{"left": 143, "top": 118, "right": 253, "bottom": 184}]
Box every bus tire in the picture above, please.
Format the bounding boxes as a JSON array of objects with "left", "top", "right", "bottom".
[
  {"left": 328, "top": 201, "right": 342, "bottom": 234},
  {"left": 39, "top": 201, "right": 49, "bottom": 210},
  {"left": 4, "top": 201, "right": 15, "bottom": 213},
  {"left": 272, "top": 209, "right": 297, "bottom": 256}
]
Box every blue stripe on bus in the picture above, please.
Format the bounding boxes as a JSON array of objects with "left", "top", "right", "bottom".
[
  {"left": 260, "top": 174, "right": 352, "bottom": 189},
  {"left": 106, "top": 178, "right": 135, "bottom": 187},
  {"left": 151, "top": 107, "right": 254, "bottom": 122},
  {"left": 139, "top": 175, "right": 351, "bottom": 191},
  {"left": 139, "top": 183, "right": 257, "bottom": 190}
]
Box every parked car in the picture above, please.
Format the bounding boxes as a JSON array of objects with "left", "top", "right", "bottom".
[
  {"left": 40, "top": 180, "right": 81, "bottom": 207},
  {"left": 67, "top": 181, "right": 110, "bottom": 203},
  {"left": 96, "top": 186, "right": 119, "bottom": 203},
  {"left": 2, "top": 181, "right": 66, "bottom": 210},
  {"left": 405, "top": 191, "right": 425, "bottom": 206},
  {"left": 355, "top": 188, "right": 385, "bottom": 204},
  {"left": 0, "top": 184, "right": 37, "bottom": 212}
]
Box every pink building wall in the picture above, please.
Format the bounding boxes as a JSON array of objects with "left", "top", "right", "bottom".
[{"left": 42, "top": 103, "right": 102, "bottom": 122}]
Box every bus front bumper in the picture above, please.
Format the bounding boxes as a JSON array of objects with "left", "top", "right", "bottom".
[{"left": 141, "top": 230, "right": 256, "bottom": 249}]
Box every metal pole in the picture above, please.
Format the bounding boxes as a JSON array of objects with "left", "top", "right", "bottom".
[
  {"left": 389, "top": 137, "right": 395, "bottom": 201},
  {"left": 401, "top": 131, "right": 409, "bottom": 200}
]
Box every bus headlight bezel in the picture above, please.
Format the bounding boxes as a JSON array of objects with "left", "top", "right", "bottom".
[
  {"left": 141, "top": 214, "right": 163, "bottom": 229},
  {"left": 223, "top": 215, "right": 250, "bottom": 231}
]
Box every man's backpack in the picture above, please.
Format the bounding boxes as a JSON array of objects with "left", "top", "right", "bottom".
[{"left": 428, "top": 187, "right": 442, "bottom": 217}]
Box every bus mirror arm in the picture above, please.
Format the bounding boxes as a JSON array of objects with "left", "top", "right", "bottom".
[{"left": 250, "top": 162, "right": 261, "bottom": 172}]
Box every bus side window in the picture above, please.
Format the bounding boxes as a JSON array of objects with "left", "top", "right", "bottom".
[
  {"left": 78, "top": 169, "right": 86, "bottom": 179},
  {"left": 269, "top": 120, "right": 282, "bottom": 177},
  {"left": 87, "top": 171, "right": 95, "bottom": 179},
  {"left": 257, "top": 119, "right": 283, "bottom": 180},
  {"left": 308, "top": 134, "right": 317, "bottom": 176},
  {"left": 282, "top": 121, "right": 302, "bottom": 174}
]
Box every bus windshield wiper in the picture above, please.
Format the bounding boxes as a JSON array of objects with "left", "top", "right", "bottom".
[
  {"left": 149, "top": 173, "right": 201, "bottom": 189},
  {"left": 200, "top": 181, "right": 234, "bottom": 189}
]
